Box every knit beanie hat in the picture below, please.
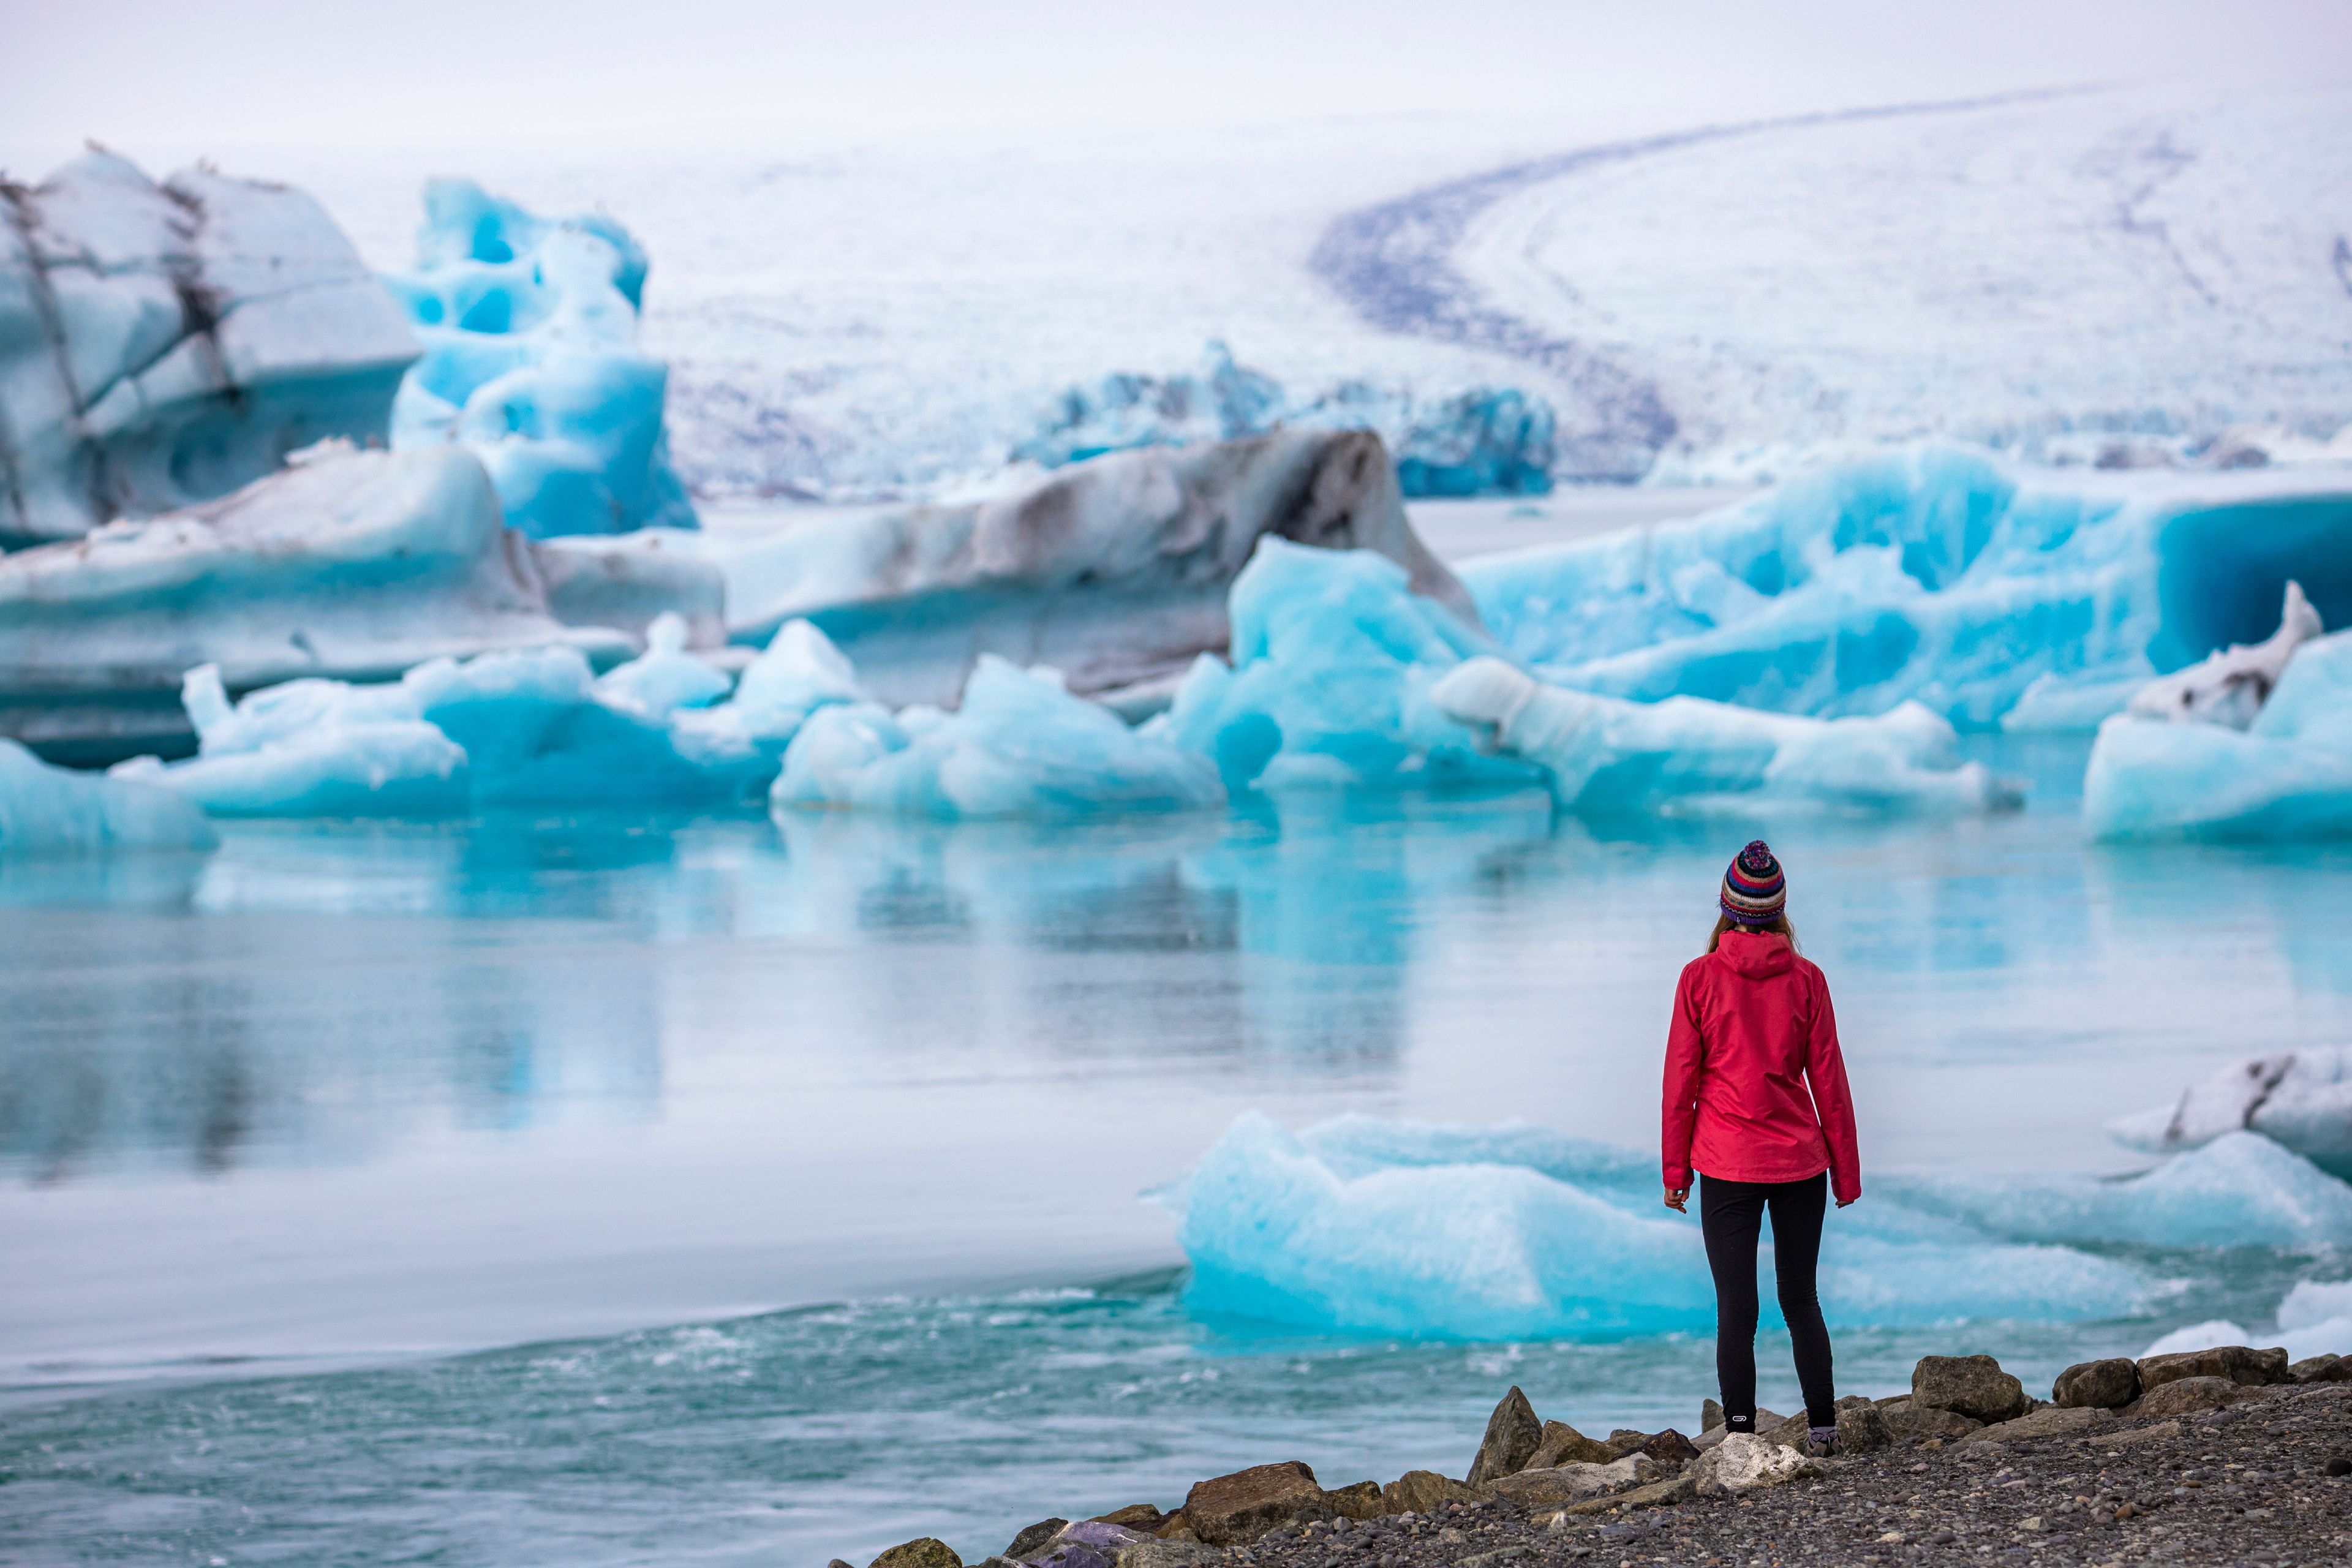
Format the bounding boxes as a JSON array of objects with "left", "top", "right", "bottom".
[{"left": 1719, "top": 840, "right": 1787, "bottom": 926}]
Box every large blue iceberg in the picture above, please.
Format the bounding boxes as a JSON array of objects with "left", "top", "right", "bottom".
[
  {"left": 1164, "top": 540, "right": 2016, "bottom": 814},
  {"left": 1168, "top": 1114, "right": 2352, "bottom": 1341},
  {"left": 1463, "top": 445, "right": 2352, "bottom": 731},
  {"left": 382, "top": 179, "right": 695, "bottom": 538},
  {"left": 1014, "top": 342, "right": 1556, "bottom": 499}
]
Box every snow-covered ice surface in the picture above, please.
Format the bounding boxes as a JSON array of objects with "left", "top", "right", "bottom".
[
  {"left": 2085, "top": 628, "right": 2352, "bottom": 840},
  {"left": 0, "top": 149, "right": 418, "bottom": 543},
  {"left": 382, "top": 179, "right": 698, "bottom": 538},
  {"left": 1460, "top": 445, "right": 2352, "bottom": 731},
  {"left": 244, "top": 84, "right": 2350, "bottom": 502},
  {"left": 1394, "top": 86, "right": 2352, "bottom": 481},
  {"left": 0, "top": 738, "right": 215, "bottom": 855}
]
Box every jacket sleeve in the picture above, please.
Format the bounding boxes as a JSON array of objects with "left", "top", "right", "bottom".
[
  {"left": 1661, "top": 965, "right": 1704, "bottom": 1191},
  {"left": 1804, "top": 968, "right": 1863, "bottom": 1204}
]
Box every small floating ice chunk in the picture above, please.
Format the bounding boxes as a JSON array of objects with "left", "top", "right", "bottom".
[
  {"left": 592, "top": 612, "right": 731, "bottom": 719},
  {"left": 0, "top": 739, "right": 217, "bottom": 854},
  {"left": 2084, "top": 628, "right": 2352, "bottom": 840},
  {"left": 2109, "top": 1047, "right": 2352, "bottom": 1177},
  {"left": 1166, "top": 1114, "right": 2146, "bottom": 1341},
  {"left": 1433, "top": 656, "right": 2019, "bottom": 816},
  {"left": 771, "top": 656, "right": 1224, "bottom": 820}
]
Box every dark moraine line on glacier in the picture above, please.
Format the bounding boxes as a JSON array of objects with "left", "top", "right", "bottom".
[{"left": 1308, "top": 87, "right": 2092, "bottom": 481}]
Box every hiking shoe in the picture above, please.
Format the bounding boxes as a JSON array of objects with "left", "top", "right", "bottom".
[{"left": 1803, "top": 1429, "right": 1841, "bottom": 1459}]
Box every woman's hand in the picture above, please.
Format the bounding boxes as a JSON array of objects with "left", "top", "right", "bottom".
[
  {"left": 1664, "top": 1187, "right": 1689, "bottom": 1213},
  {"left": 1836, "top": 1196, "right": 1857, "bottom": 1208}
]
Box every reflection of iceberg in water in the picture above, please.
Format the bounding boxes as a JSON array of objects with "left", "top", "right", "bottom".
[{"left": 0, "top": 891, "right": 662, "bottom": 1178}]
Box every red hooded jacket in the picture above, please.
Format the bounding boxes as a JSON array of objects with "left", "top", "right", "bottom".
[{"left": 1661, "top": 930, "right": 1861, "bottom": 1203}]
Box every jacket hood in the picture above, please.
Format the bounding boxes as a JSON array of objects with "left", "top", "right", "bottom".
[{"left": 1715, "top": 929, "right": 1796, "bottom": 979}]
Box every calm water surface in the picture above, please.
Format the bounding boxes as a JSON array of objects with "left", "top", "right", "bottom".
[{"left": 5, "top": 736, "right": 2350, "bottom": 1565}]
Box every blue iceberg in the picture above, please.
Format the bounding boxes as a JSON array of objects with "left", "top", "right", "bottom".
[
  {"left": 1463, "top": 445, "right": 2352, "bottom": 730},
  {"left": 1014, "top": 342, "right": 1556, "bottom": 499},
  {"left": 2084, "top": 628, "right": 2352, "bottom": 840},
  {"left": 1167, "top": 1114, "right": 2158, "bottom": 1341},
  {"left": 1167, "top": 539, "right": 2015, "bottom": 813},
  {"left": 772, "top": 656, "right": 1224, "bottom": 820},
  {"left": 0, "top": 739, "right": 216, "bottom": 855},
  {"left": 113, "top": 616, "right": 865, "bottom": 815},
  {"left": 383, "top": 179, "right": 695, "bottom": 538}
]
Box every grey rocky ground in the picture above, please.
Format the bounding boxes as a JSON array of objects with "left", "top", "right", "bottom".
[{"left": 850, "top": 1349, "right": 2352, "bottom": 1568}]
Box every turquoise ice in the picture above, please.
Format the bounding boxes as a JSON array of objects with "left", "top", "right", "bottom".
[{"left": 383, "top": 179, "right": 696, "bottom": 538}]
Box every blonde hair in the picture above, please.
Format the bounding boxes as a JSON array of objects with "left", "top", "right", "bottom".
[{"left": 1708, "top": 913, "right": 1800, "bottom": 955}]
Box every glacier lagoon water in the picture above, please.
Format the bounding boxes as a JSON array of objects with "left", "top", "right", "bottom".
[{"left": 6, "top": 739, "right": 2352, "bottom": 1566}]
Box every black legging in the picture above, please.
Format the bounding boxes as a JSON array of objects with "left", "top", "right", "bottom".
[{"left": 1700, "top": 1171, "right": 1835, "bottom": 1430}]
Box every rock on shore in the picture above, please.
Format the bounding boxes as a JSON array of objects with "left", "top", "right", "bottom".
[{"left": 848, "top": 1343, "right": 2352, "bottom": 1568}]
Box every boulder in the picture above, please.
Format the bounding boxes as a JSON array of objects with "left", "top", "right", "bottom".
[
  {"left": 2052, "top": 1359, "right": 2141, "bottom": 1409},
  {"left": 2291, "top": 1354, "right": 2351, "bottom": 1383},
  {"left": 1833, "top": 1401, "right": 1894, "bottom": 1455},
  {"left": 1090, "top": 1507, "right": 1166, "bottom": 1531},
  {"left": 1701, "top": 1398, "right": 1722, "bottom": 1433},
  {"left": 1684, "top": 1434, "right": 1826, "bottom": 1498},
  {"left": 2135, "top": 1375, "right": 2265, "bottom": 1419},
  {"left": 1877, "top": 1397, "right": 1983, "bottom": 1441},
  {"left": 1180, "top": 1462, "right": 1331, "bottom": 1547},
  {"left": 1966, "top": 1406, "right": 2116, "bottom": 1443},
  {"left": 1479, "top": 1455, "right": 1657, "bottom": 1508},
  {"left": 872, "top": 1541, "right": 961, "bottom": 1568},
  {"left": 1005, "top": 1522, "right": 1068, "bottom": 1559},
  {"left": 1553, "top": 1476, "right": 1697, "bottom": 1517},
  {"left": 1378, "top": 1471, "right": 1474, "bottom": 1515},
  {"left": 1324, "top": 1482, "right": 1382, "bottom": 1520},
  {"left": 1031, "top": 1523, "right": 1146, "bottom": 1568},
  {"left": 1637, "top": 1428, "right": 1700, "bottom": 1467},
  {"left": 1465, "top": 1386, "right": 1545, "bottom": 1487},
  {"left": 1528, "top": 1420, "right": 1616, "bottom": 1468},
  {"left": 1911, "top": 1355, "right": 2029, "bottom": 1422},
  {"left": 1601, "top": 1429, "right": 1652, "bottom": 1459},
  {"left": 2137, "top": 1345, "right": 2293, "bottom": 1392},
  {"left": 1110, "top": 1542, "right": 1213, "bottom": 1568}
]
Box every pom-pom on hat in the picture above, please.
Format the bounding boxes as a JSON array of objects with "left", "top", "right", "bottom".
[{"left": 1720, "top": 840, "right": 1786, "bottom": 926}]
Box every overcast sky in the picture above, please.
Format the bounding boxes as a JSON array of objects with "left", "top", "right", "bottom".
[{"left": 5, "top": 0, "right": 2346, "bottom": 171}]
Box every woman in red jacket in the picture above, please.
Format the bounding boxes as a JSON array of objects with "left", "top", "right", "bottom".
[{"left": 1661, "top": 840, "right": 1861, "bottom": 1458}]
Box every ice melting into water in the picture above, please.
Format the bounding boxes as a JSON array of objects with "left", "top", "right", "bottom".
[
  {"left": 2084, "top": 628, "right": 2352, "bottom": 840},
  {"left": 383, "top": 179, "right": 696, "bottom": 538},
  {"left": 0, "top": 740, "right": 216, "bottom": 855},
  {"left": 1169, "top": 1114, "right": 2165, "bottom": 1340},
  {"left": 771, "top": 657, "right": 1224, "bottom": 820},
  {"left": 1013, "top": 342, "right": 1556, "bottom": 499},
  {"left": 1461, "top": 445, "right": 2352, "bottom": 731}
]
